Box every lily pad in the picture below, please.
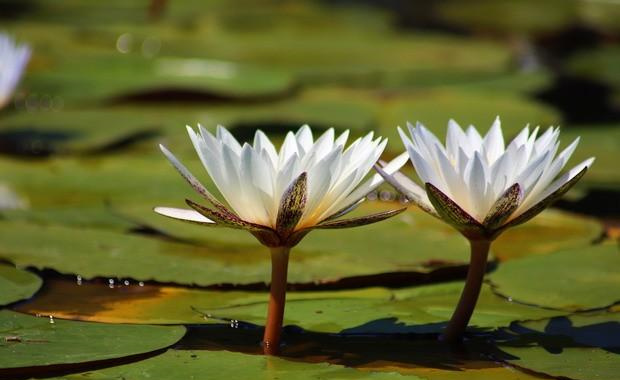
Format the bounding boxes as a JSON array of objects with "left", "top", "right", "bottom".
[
  {"left": 493, "top": 209, "right": 602, "bottom": 261},
  {"left": 49, "top": 349, "right": 421, "bottom": 380},
  {"left": 489, "top": 242, "right": 620, "bottom": 311},
  {"left": 25, "top": 54, "right": 295, "bottom": 103},
  {"left": 0, "top": 310, "right": 185, "bottom": 370},
  {"left": 498, "top": 312, "right": 620, "bottom": 380},
  {"left": 0, "top": 263, "right": 42, "bottom": 306},
  {"left": 17, "top": 279, "right": 566, "bottom": 334}
]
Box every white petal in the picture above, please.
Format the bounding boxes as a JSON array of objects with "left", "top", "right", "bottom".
[
  {"left": 446, "top": 119, "right": 469, "bottom": 161},
  {"left": 483, "top": 116, "right": 504, "bottom": 164},
  {"left": 467, "top": 152, "right": 489, "bottom": 220},
  {"left": 295, "top": 124, "right": 314, "bottom": 153},
  {"left": 154, "top": 207, "right": 214, "bottom": 224},
  {"left": 253, "top": 130, "right": 278, "bottom": 167}
]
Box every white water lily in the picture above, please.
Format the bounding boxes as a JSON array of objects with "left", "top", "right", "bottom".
[
  {"left": 377, "top": 117, "right": 594, "bottom": 343},
  {"left": 377, "top": 117, "right": 594, "bottom": 239},
  {"left": 155, "top": 124, "right": 408, "bottom": 247},
  {"left": 155, "top": 124, "right": 408, "bottom": 355},
  {"left": 0, "top": 33, "right": 31, "bottom": 109}
]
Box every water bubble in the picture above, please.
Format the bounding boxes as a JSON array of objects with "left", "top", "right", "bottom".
[
  {"left": 379, "top": 190, "right": 394, "bottom": 202},
  {"left": 366, "top": 191, "right": 378, "bottom": 201},
  {"left": 76, "top": 275, "right": 82, "bottom": 286},
  {"left": 141, "top": 36, "right": 161, "bottom": 58},
  {"left": 49, "top": 315, "right": 55, "bottom": 324},
  {"left": 116, "top": 33, "right": 133, "bottom": 54},
  {"left": 108, "top": 279, "right": 115, "bottom": 289},
  {"left": 508, "top": 297, "right": 513, "bottom": 302},
  {"left": 138, "top": 281, "right": 145, "bottom": 287},
  {"left": 123, "top": 280, "right": 130, "bottom": 286},
  {"left": 230, "top": 319, "right": 239, "bottom": 328}
]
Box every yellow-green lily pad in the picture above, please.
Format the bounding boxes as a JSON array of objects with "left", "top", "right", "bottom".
[
  {"left": 17, "top": 279, "right": 566, "bottom": 334},
  {"left": 489, "top": 242, "right": 620, "bottom": 311}
]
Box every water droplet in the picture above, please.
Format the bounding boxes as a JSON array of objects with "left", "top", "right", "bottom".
[
  {"left": 108, "top": 278, "right": 115, "bottom": 289},
  {"left": 138, "top": 281, "right": 145, "bottom": 287},
  {"left": 76, "top": 275, "right": 82, "bottom": 286},
  {"left": 508, "top": 297, "right": 513, "bottom": 302},
  {"left": 49, "top": 315, "right": 55, "bottom": 324},
  {"left": 123, "top": 280, "right": 130, "bottom": 286},
  {"left": 230, "top": 319, "right": 239, "bottom": 328}
]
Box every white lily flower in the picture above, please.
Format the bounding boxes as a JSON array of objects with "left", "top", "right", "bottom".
[
  {"left": 377, "top": 117, "right": 594, "bottom": 240},
  {"left": 155, "top": 124, "right": 408, "bottom": 247},
  {"left": 0, "top": 33, "right": 31, "bottom": 109},
  {"left": 377, "top": 117, "right": 594, "bottom": 343}
]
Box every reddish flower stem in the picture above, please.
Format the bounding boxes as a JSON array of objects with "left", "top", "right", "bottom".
[
  {"left": 263, "top": 246, "right": 290, "bottom": 355},
  {"left": 440, "top": 239, "right": 491, "bottom": 343}
]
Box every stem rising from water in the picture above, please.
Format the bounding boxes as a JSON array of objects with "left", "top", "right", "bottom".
[
  {"left": 263, "top": 246, "right": 290, "bottom": 355},
  {"left": 441, "top": 239, "right": 491, "bottom": 343}
]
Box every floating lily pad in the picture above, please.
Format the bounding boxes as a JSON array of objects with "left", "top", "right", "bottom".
[
  {"left": 498, "top": 313, "right": 620, "bottom": 380},
  {"left": 26, "top": 54, "right": 295, "bottom": 103},
  {"left": 0, "top": 211, "right": 469, "bottom": 287},
  {"left": 48, "top": 349, "right": 421, "bottom": 380},
  {"left": 489, "top": 242, "right": 620, "bottom": 311},
  {"left": 0, "top": 310, "right": 185, "bottom": 370},
  {"left": 18, "top": 279, "right": 566, "bottom": 334},
  {"left": 493, "top": 209, "right": 602, "bottom": 261},
  {"left": 0, "top": 264, "right": 42, "bottom": 306}
]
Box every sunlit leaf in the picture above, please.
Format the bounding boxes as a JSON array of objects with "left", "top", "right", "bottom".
[{"left": 0, "top": 310, "right": 185, "bottom": 370}]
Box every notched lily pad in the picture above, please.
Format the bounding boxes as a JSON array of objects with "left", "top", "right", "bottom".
[
  {"left": 0, "top": 263, "right": 42, "bottom": 306},
  {"left": 0, "top": 310, "right": 185, "bottom": 370},
  {"left": 498, "top": 312, "right": 620, "bottom": 380},
  {"left": 489, "top": 242, "right": 620, "bottom": 310}
]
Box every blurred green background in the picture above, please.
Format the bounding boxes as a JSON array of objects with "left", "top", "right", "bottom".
[{"left": 1, "top": 0, "right": 618, "bottom": 221}]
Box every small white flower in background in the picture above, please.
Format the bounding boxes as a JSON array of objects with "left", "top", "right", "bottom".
[
  {"left": 377, "top": 117, "right": 594, "bottom": 240},
  {"left": 0, "top": 183, "right": 27, "bottom": 210},
  {"left": 155, "top": 124, "right": 408, "bottom": 247},
  {"left": 0, "top": 33, "right": 31, "bottom": 109}
]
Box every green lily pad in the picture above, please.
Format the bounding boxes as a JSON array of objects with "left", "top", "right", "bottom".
[
  {"left": 25, "top": 54, "right": 295, "bottom": 103},
  {"left": 0, "top": 310, "right": 185, "bottom": 370},
  {"left": 489, "top": 242, "right": 620, "bottom": 311},
  {"left": 0, "top": 197, "right": 603, "bottom": 288},
  {"left": 0, "top": 264, "right": 42, "bottom": 306},
  {"left": 498, "top": 312, "right": 620, "bottom": 380},
  {"left": 18, "top": 279, "right": 565, "bottom": 334},
  {"left": 48, "top": 349, "right": 422, "bottom": 380}
]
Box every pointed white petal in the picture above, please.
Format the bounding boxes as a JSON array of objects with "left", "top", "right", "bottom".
[{"left": 154, "top": 207, "right": 214, "bottom": 224}]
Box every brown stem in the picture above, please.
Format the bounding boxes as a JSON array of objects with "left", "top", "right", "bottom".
[
  {"left": 441, "top": 239, "right": 491, "bottom": 343},
  {"left": 263, "top": 246, "right": 290, "bottom": 355}
]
